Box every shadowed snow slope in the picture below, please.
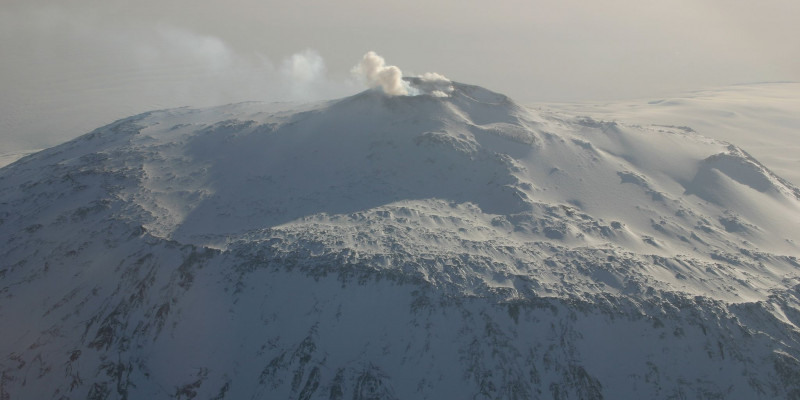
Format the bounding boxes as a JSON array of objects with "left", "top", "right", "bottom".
[{"left": 1, "top": 81, "right": 800, "bottom": 399}]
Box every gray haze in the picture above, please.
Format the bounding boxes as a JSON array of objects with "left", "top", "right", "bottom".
[{"left": 1, "top": 0, "right": 799, "bottom": 152}]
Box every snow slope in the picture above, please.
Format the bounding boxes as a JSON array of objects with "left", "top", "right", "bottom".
[
  {"left": 536, "top": 82, "right": 800, "bottom": 186},
  {"left": 1, "top": 80, "right": 800, "bottom": 399},
  {"left": 0, "top": 150, "right": 39, "bottom": 169}
]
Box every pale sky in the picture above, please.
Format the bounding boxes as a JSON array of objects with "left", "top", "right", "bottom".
[{"left": 1, "top": 0, "right": 799, "bottom": 152}]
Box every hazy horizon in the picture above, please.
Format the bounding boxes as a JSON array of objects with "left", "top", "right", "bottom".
[{"left": 2, "top": 0, "right": 799, "bottom": 152}]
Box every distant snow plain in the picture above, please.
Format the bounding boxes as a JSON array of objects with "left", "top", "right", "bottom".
[{"left": 532, "top": 82, "right": 800, "bottom": 186}]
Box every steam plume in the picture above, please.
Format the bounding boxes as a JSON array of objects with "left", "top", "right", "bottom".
[
  {"left": 351, "top": 51, "right": 454, "bottom": 97},
  {"left": 415, "top": 72, "right": 455, "bottom": 97},
  {"left": 352, "top": 51, "right": 409, "bottom": 96}
]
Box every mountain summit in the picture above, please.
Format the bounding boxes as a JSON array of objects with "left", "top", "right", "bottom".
[{"left": 1, "top": 82, "right": 800, "bottom": 399}]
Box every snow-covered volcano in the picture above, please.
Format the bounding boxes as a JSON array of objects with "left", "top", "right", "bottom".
[{"left": 1, "top": 81, "right": 800, "bottom": 399}]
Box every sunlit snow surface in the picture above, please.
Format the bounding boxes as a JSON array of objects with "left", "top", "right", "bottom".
[
  {"left": 1, "top": 81, "right": 799, "bottom": 399},
  {"left": 536, "top": 82, "right": 800, "bottom": 186}
]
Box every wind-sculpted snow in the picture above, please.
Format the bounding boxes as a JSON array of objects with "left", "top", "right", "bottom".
[{"left": 1, "top": 82, "right": 799, "bottom": 399}]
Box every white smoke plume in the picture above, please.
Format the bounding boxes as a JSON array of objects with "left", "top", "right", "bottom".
[
  {"left": 352, "top": 51, "right": 409, "bottom": 96},
  {"left": 351, "top": 51, "right": 453, "bottom": 97},
  {"left": 0, "top": 3, "right": 360, "bottom": 155},
  {"left": 415, "top": 72, "right": 455, "bottom": 97}
]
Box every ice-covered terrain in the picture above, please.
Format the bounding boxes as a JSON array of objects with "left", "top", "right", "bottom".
[
  {"left": 1, "top": 79, "right": 799, "bottom": 399},
  {"left": 537, "top": 82, "right": 800, "bottom": 186}
]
